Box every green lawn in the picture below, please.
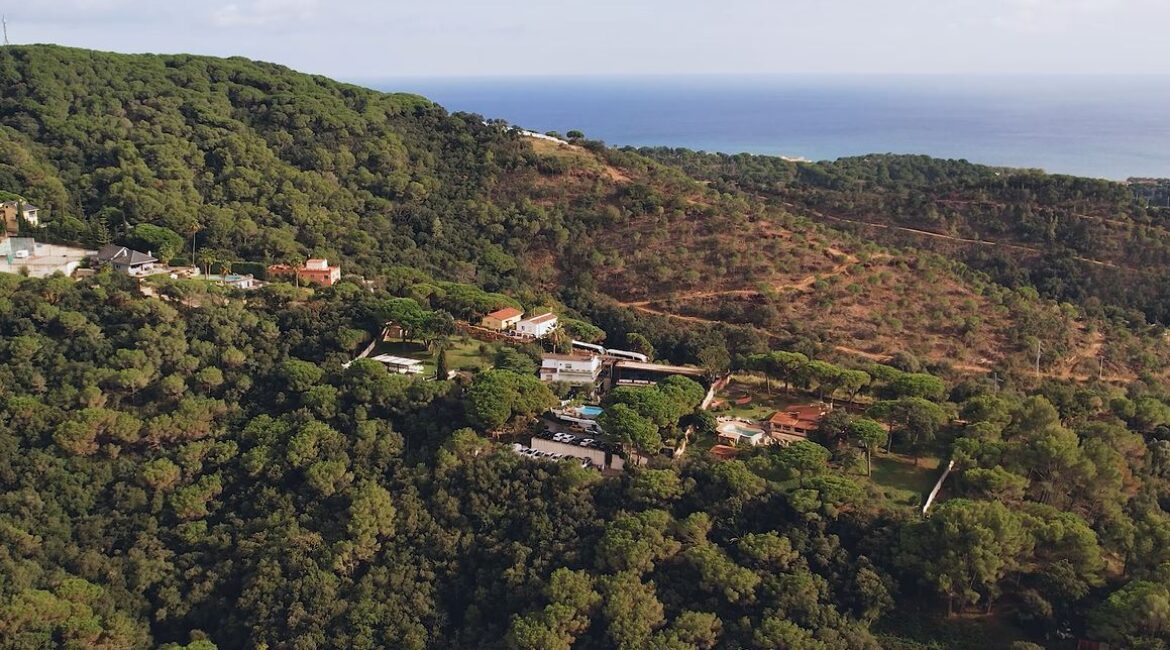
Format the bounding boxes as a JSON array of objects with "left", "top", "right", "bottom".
[
  {"left": 372, "top": 336, "right": 523, "bottom": 379},
  {"left": 867, "top": 453, "right": 940, "bottom": 509},
  {"left": 443, "top": 337, "right": 508, "bottom": 373}
]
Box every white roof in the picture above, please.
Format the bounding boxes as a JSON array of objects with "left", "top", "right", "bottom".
[
  {"left": 520, "top": 312, "right": 558, "bottom": 325},
  {"left": 370, "top": 354, "right": 425, "bottom": 367}
]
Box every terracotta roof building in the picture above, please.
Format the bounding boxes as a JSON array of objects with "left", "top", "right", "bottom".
[
  {"left": 708, "top": 444, "right": 742, "bottom": 461},
  {"left": 480, "top": 307, "right": 523, "bottom": 331},
  {"left": 764, "top": 404, "right": 831, "bottom": 440}
]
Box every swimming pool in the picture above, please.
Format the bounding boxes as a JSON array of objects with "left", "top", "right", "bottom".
[
  {"left": 578, "top": 405, "right": 603, "bottom": 418},
  {"left": 717, "top": 421, "right": 765, "bottom": 439}
]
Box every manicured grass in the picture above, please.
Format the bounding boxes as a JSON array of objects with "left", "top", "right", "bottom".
[
  {"left": 443, "top": 337, "right": 507, "bottom": 372},
  {"left": 373, "top": 336, "right": 513, "bottom": 377},
  {"left": 868, "top": 453, "right": 940, "bottom": 508}
]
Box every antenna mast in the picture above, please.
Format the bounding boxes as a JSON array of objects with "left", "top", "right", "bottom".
[{"left": 2, "top": 16, "right": 9, "bottom": 46}]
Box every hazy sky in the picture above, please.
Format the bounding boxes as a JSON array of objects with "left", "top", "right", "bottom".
[{"left": 10, "top": 0, "right": 1169, "bottom": 78}]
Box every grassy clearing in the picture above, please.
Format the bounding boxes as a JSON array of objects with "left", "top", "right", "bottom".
[
  {"left": 444, "top": 337, "right": 508, "bottom": 373},
  {"left": 867, "top": 453, "right": 940, "bottom": 509}
]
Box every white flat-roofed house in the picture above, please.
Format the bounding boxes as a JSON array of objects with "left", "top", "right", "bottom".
[
  {"left": 369, "top": 354, "right": 425, "bottom": 375},
  {"left": 540, "top": 352, "right": 602, "bottom": 385},
  {"left": 516, "top": 312, "right": 558, "bottom": 338}
]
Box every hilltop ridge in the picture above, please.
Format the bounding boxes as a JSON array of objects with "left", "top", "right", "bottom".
[{"left": 0, "top": 44, "right": 1167, "bottom": 381}]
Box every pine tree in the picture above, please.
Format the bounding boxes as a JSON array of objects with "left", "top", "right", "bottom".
[
  {"left": 89, "top": 214, "right": 112, "bottom": 246},
  {"left": 435, "top": 346, "right": 449, "bottom": 381}
]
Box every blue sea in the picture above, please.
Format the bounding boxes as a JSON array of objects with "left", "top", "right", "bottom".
[{"left": 367, "top": 75, "right": 1170, "bottom": 180}]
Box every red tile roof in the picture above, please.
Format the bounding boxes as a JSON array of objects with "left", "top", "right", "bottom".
[
  {"left": 708, "top": 444, "right": 742, "bottom": 460},
  {"left": 487, "top": 307, "right": 523, "bottom": 320},
  {"left": 768, "top": 404, "right": 829, "bottom": 430}
]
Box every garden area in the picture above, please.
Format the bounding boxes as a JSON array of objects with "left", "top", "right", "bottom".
[
  {"left": 708, "top": 374, "right": 821, "bottom": 420},
  {"left": 375, "top": 335, "right": 518, "bottom": 378},
  {"left": 866, "top": 452, "right": 941, "bottom": 510}
]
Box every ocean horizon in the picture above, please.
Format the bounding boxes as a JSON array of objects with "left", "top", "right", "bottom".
[{"left": 363, "top": 74, "right": 1170, "bottom": 180}]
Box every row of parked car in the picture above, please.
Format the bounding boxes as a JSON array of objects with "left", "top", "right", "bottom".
[
  {"left": 510, "top": 443, "right": 594, "bottom": 469},
  {"left": 533, "top": 430, "right": 621, "bottom": 453}
]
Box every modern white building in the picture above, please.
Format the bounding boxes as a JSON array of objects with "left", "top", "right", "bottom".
[
  {"left": 540, "top": 352, "right": 602, "bottom": 385},
  {"left": 369, "top": 354, "right": 425, "bottom": 375},
  {"left": 516, "top": 312, "right": 558, "bottom": 338}
]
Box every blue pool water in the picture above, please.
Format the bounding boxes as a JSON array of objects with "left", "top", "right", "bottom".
[
  {"left": 719, "top": 422, "right": 764, "bottom": 437},
  {"left": 578, "top": 406, "right": 604, "bottom": 418}
]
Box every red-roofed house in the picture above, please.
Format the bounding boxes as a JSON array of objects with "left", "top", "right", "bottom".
[
  {"left": 481, "top": 307, "right": 523, "bottom": 331},
  {"left": 764, "top": 404, "right": 830, "bottom": 441},
  {"left": 708, "top": 444, "right": 742, "bottom": 461}
]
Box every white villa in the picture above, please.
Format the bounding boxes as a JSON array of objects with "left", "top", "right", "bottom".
[
  {"left": 540, "top": 352, "right": 602, "bottom": 385},
  {"left": 516, "top": 312, "right": 558, "bottom": 338}
]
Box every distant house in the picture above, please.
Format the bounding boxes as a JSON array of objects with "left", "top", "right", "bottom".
[
  {"left": 611, "top": 360, "right": 706, "bottom": 387},
  {"left": 516, "top": 312, "right": 559, "bottom": 338},
  {"left": 204, "top": 273, "right": 257, "bottom": 289},
  {"left": 708, "top": 444, "right": 742, "bottom": 461},
  {"left": 267, "top": 258, "right": 341, "bottom": 287},
  {"left": 369, "top": 354, "right": 425, "bottom": 375},
  {"left": 480, "top": 307, "right": 523, "bottom": 331},
  {"left": 764, "top": 404, "right": 830, "bottom": 440},
  {"left": 94, "top": 244, "right": 157, "bottom": 276},
  {"left": 219, "top": 272, "right": 257, "bottom": 288},
  {"left": 223, "top": 274, "right": 256, "bottom": 289},
  {"left": 383, "top": 322, "right": 407, "bottom": 341},
  {"left": 0, "top": 201, "right": 40, "bottom": 234},
  {"left": 540, "top": 352, "right": 603, "bottom": 386}
]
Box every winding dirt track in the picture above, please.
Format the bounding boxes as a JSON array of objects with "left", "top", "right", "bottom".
[
  {"left": 783, "top": 202, "right": 1121, "bottom": 269},
  {"left": 610, "top": 212, "right": 1127, "bottom": 382},
  {"left": 619, "top": 246, "right": 878, "bottom": 308},
  {"left": 624, "top": 299, "right": 1125, "bottom": 382}
]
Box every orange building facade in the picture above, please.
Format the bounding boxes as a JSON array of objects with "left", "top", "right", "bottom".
[{"left": 267, "top": 258, "right": 341, "bottom": 287}]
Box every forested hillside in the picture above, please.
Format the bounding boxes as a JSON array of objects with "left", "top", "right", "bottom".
[
  {"left": 638, "top": 148, "right": 1170, "bottom": 324},
  {"left": 2, "top": 45, "right": 1168, "bottom": 382},
  {"left": 5, "top": 45, "right": 1170, "bottom": 650}
]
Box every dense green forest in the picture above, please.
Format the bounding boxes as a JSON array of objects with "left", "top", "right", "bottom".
[
  {"left": 6, "top": 271, "right": 1170, "bottom": 649},
  {"left": 3, "top": 45, "right": 1170, "bottom": 649}
]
